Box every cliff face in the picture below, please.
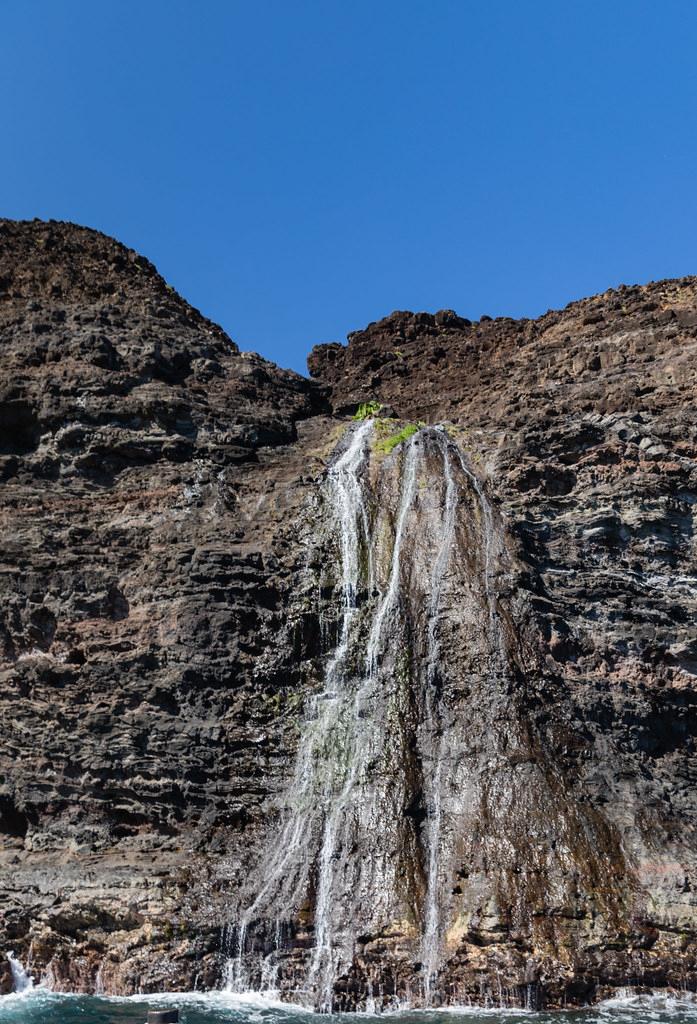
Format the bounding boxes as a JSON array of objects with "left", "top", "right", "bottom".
[
  {"left": 1, "top": 220, "right": 696, "bottom": 1008},
  {"left": 0, "top": 220, "right": 330, "bottom": 996}
]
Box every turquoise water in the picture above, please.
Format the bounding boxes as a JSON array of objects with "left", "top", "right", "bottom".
[{"left": 0, "top": 991, "right": 696, "bottom": 1024}]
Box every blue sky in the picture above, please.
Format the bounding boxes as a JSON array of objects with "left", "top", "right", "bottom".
[{"left": 3, "top": 1, "right": 697, "bottom": 374}]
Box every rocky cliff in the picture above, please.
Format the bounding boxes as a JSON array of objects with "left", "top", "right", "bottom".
[{"left": 1, "top": 219, "right": 696, "bottom": 1009}]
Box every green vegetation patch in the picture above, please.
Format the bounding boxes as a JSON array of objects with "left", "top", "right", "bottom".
[
  {"left": 353, "top": 400, "right": 383, "bottom": 420},
  {"left": 375, "top": 421, "right": 424, "bottom": 454}
]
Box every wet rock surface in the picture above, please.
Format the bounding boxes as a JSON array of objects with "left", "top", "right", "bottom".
[{"left": 0, "top": 220, "right": 696, "bottom": 1007}]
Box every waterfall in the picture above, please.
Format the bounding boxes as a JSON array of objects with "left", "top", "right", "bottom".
[
  {"left": 419, "top": 433, "right": 458, "bottom": 1003},
  {"left": 7, "top": 951, "right": 33, "bottom": 994},
  {"left": 225, "top": 419, "right": 376, "bottom": 1000},
  {"left": 225, "top": 420, "right": 507, "bottom": 1011},
  {"left": 417, "top": 429, "right": 505, "bottom": 1004},
  {"left": 364, "top": 437, "right": 419, "bottom": 678},
  {"left": 308, "top": 431, "right": 421, "bottom": 1011}
]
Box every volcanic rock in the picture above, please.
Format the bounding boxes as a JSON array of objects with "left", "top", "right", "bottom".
[{"left": 0, "top": 219, "right": 696, "bottom": 1008}]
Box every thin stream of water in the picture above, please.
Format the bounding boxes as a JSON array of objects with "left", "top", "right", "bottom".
[
  {"left": 223, "top": 423, "right": 516, "bottom": 1009},
  {"left": 420, "top": 438, "right": 459, "bottom": 1004},
  {"left": 227, "top": 421, "right": 376, "bottom": 998},
  {"left": 214, "top": 423, "right": 587, "bottom": 1012}
]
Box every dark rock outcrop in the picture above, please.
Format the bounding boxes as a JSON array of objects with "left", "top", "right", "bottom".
[
  {"left": 1, "top": 220, "right": 696, "bottom": 1007},
  {"left": 0, "top": 219, "right": 331, "bottom": 995}
]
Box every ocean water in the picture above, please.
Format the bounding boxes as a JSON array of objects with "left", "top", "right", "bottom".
[{"left": 0, "top": 991, "right": 696, "bottom": 1024}]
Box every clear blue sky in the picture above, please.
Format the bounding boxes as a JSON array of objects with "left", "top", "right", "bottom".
[{"left": 3, "top": 1, "right": 697, "bottom": 374}]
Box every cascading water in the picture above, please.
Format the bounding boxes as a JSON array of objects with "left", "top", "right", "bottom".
[
  {"left": 419, "top": 433, "right": 459, "bottom": 1003},
  {"left": 418, "top": 432, "right": 510, "bottom": 1005},
  {"left": 364, "top": 436, "right": 420, "bottom": 679},
  {"left": 224, "top": 420, "right": 509, "bottom": 1011},
  {"left": 225, "top": 419, "right": 376, "bottom": 1000},
  {"left": 7, "top": 951, "right": 33, "bottom": 994}
]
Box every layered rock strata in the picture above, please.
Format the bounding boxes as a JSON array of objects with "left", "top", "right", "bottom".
[{"left": 0, "top": 219, "right": 696, "bottom": 1007}]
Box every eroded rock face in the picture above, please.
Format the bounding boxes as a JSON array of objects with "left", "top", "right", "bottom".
[
  {"left": 0, "top": 219, "right": 331, "bottom": 995},
  {"left": 307, "top": 294, "right": 697, "bottom": 1005},
  {"left": 0, "top": 220, "right": 696, "bottom": 1006}
]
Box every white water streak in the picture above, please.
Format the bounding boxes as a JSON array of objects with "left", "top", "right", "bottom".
[
  {"left": 7, "top": 952, "right": 33, "bottom": 994},
  {"left": 420, "top": 433, "right": 458, "bottom": 1002},
  {"left": 226, "top": 422, "right": 505, "bottom": 1011},
  {"left": 226, "top": 420, "right": 374, "bottom": 997},
  {"left": 365, "top": 438, "right": 420, "bottom": 678},
  {"left": 310, "top": 432, "right": 422, "bottom": 1010}
]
